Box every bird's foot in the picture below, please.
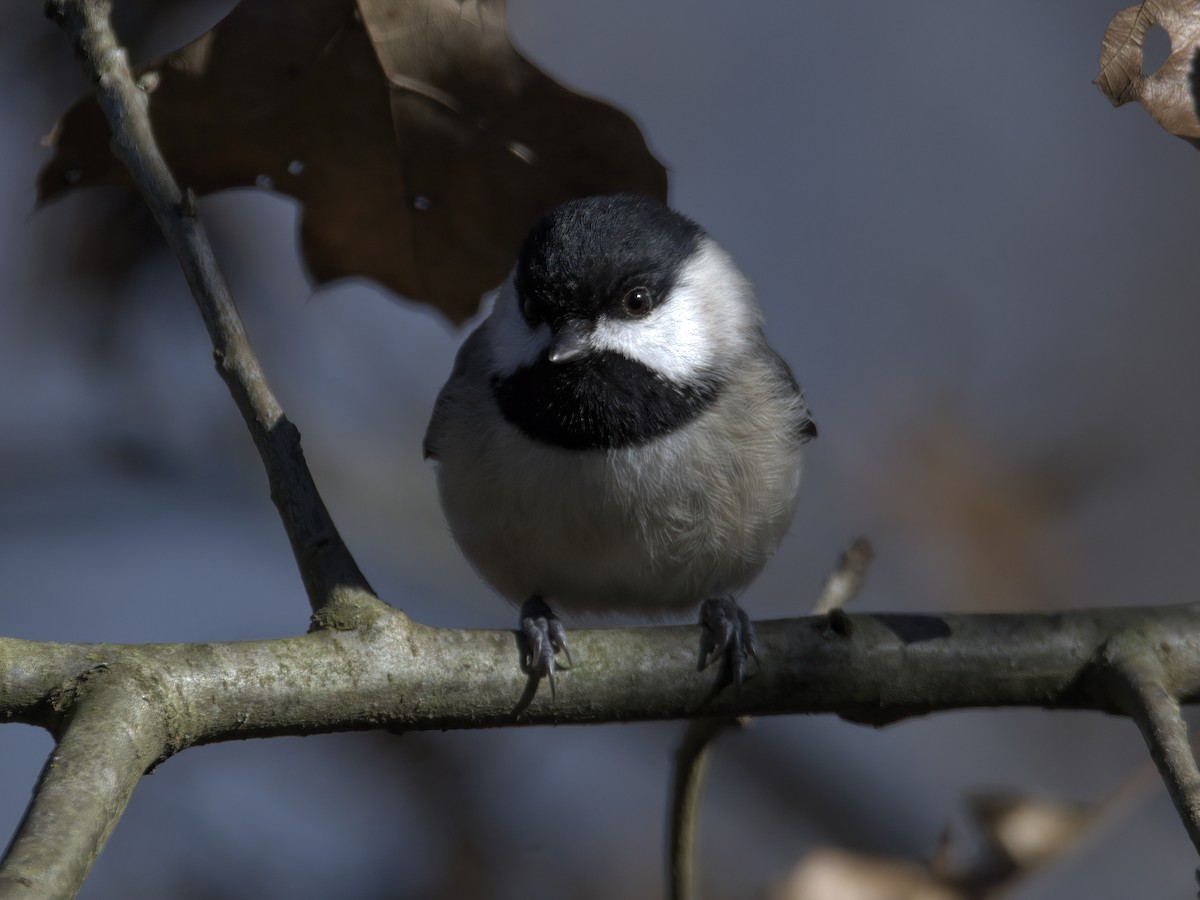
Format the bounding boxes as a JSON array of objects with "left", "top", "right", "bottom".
[
  {"left": 519, "top": 597, "right": 572, "bottom": 692},
  {"left": 699, "top": 597, "right": 759, "bottom": 690}
]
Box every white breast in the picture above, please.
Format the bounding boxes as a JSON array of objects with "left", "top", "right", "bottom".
[{"left": 431, "top": 364, "right": 802, "bottom": 617}]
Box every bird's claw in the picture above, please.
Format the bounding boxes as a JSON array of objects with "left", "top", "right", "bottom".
[
  {"left": 699, "top": 597, "right": 759, "bottom": 690},
  {"left": 520, "top": 597, "right": 572, "bottom": 692}
]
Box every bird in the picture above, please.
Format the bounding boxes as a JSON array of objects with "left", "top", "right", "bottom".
[{"left": 423, "top": 194, "right": 816, "bottom": 690}]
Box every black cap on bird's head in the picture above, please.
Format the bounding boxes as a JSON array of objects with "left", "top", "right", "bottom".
[{"left": 514, "top": 195, "right": 705, "bottom": 351}]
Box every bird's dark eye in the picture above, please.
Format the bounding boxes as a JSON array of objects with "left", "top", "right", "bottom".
[
  {"left": 519, "top": 292, "right": 540, "bottom": 324},
  {"left": 622, "top": 287, "right": 653, "bottom": 317}
]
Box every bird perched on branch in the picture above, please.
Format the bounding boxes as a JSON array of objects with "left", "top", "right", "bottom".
[{"left": 424, "top": 194, "right": 815, "bottom": 689}]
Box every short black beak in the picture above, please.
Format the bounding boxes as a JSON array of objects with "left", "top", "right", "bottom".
[{"left": 548, "top": 320, "right": 591, "bottom": 364}]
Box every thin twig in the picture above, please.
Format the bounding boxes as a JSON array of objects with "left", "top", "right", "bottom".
[
  {"left": 668, "top": 717, "right": 747, "bottom": 900},
  {"left": 1109, "top": 643, "right": 1200, "bottom": 856},
  {"left": 811, "top": 537, "right": 874, "bottom": 615},
  {"left": 45, "top": 0, "right": 377, "bottom": 622}
]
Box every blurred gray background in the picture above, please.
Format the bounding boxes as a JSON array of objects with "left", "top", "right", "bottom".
[{"left": 3, "top": 1, "right": 1199, "bottom": 897}]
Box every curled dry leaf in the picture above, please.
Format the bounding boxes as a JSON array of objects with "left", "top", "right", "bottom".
[
  {"left": 1095, "top": 0, "right": 1200, "bottom": 149},
  {"left": 39, "top": 0, "right": 667, "bottom": 322}
]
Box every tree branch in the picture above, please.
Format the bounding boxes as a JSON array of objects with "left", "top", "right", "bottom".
[
  {"left": 0, "top": 670, "right": 168, "bottom": 900},
  {"left": 2, "top": 603, "right": 1200, "bottom": 892},
  {"left": 2, "top": 606, "right": 1200, "bottom": 737},
  {"left": 44, "top": 0, "right": 378, "bottom": 625},
  {"left": 1106, "top": 636, "right": 1200, "bottom": 856},
  {"left": 3, "top": 602, "right": 1200, "bottom": 891}
]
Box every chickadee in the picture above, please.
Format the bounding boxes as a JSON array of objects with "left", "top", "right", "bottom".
[{"left": 424, "top": 194, "right": 815, "bottom": 688}]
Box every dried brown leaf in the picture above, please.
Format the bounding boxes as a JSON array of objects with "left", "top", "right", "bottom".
[
  {"left": 39, "top": 0, "right": 667, "bottom": 322},
  {"left": 1095, "top": 0, "right": 1200, "bottom": 148}
]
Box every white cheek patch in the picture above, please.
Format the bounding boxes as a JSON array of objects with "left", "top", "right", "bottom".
[
  {"left": 590, "top": 238, "right": 757, "bottom": 382},
  {"left": 591, "top": 288, "right": 709, "bottom": 382},
  {"left": 487, "top": 276, "right": 552, "bottom": 376}
]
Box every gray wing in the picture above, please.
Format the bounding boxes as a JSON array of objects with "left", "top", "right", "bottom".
[
  {"left": 423, "top": 326, "right": 493, "bottom": 461},
  {"left": 767, "top": 345, "right": 817, "bottom": 443}
]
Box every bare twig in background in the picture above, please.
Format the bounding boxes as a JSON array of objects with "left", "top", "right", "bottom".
[
  {"left": 44, "top": 0, "right": 377, "bottom": 626},
  {"left": 811, "top": 537, "right": 874, "bottom": 615},
  {"left": 668, "top": 717, "right": 748, "bottom": 900},
  {"left": 1107, "top": 638, "right": 1200, "bottom": 855}
]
